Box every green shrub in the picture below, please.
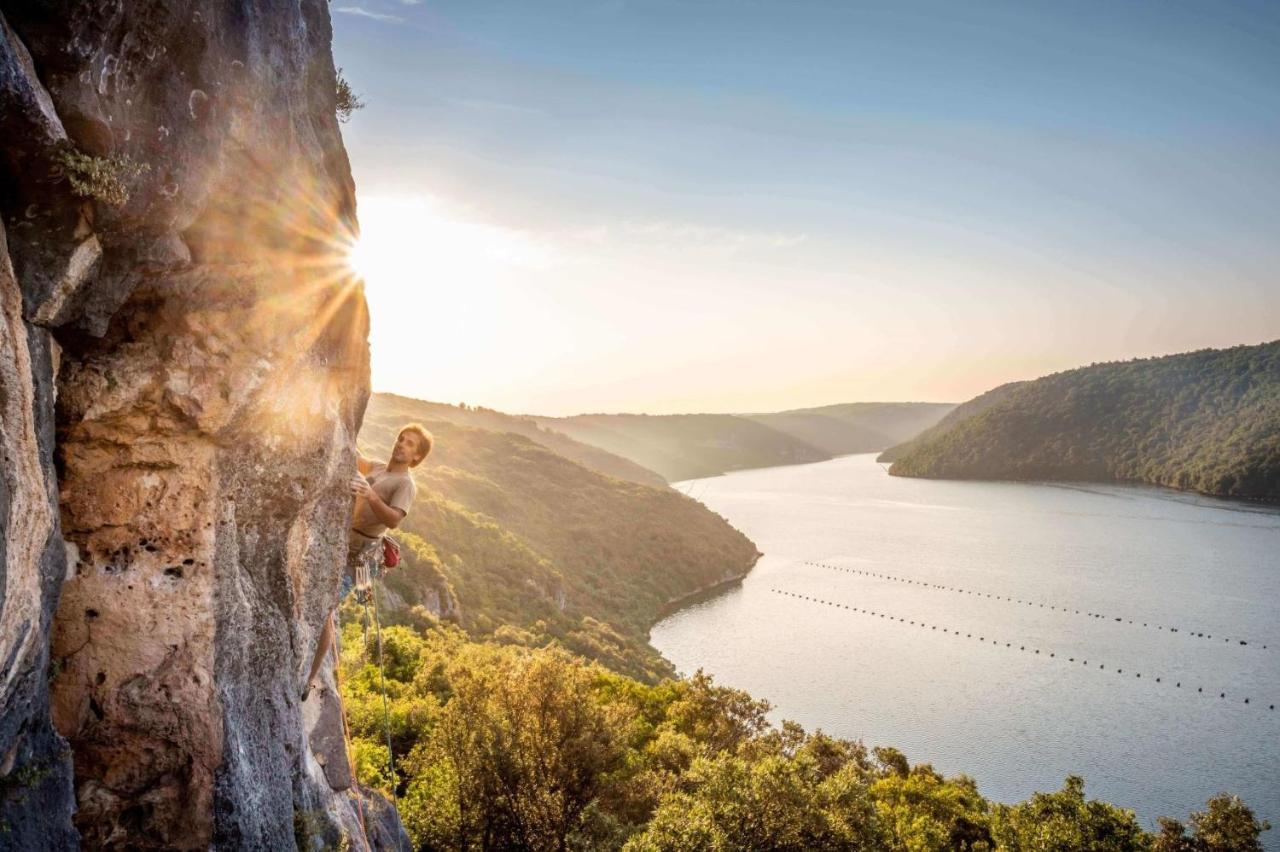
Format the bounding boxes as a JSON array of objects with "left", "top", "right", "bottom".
[
  {"left": 335, "top": 69, "right": 365, "bottom": 123},
  {"left": 55, "top": 147, "right": 148, "bottom": 206}
]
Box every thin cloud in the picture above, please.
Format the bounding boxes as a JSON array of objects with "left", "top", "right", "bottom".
[{"left": 334, "top": 5, "right": 403, "bottom": 23}]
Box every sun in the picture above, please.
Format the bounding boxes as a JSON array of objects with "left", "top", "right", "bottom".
[
  {"left": 345, "top": 195, "right": 551, "bottom": 294},
  {"left": 345, "top": 234, "right": 378, "bottom": 284},
  {"left": 343, "top": 194, "right": 555, "bottom": 395}
]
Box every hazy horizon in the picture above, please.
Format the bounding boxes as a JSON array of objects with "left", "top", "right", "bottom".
[
  {"left": 370, "top": 336, "right": 1280, "bottom": 418},
  {"left": 334, "top": 1, "right": 1280, "bottom": 417},
  {"left": 373, "top": 386, "right": 961, "bottom": 418}
]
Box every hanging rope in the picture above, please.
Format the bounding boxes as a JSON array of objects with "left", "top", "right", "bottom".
[
  {"left": 368, "top": 578, "right": 398, "bottom": 805},
  {"left": 332, "top": 538, "right": 398, "bottom": 849},
  {"left": 355, "top": 543, "right": 398, "bottom": 806},
  {"left": 332, "top": 618, "right": 371, "bottom": 846}
]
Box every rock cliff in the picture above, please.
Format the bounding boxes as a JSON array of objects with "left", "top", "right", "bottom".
[{"left": 2, "top": 2, "right": 406, "bottom": 848}]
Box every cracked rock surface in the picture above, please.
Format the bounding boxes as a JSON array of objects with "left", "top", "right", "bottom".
[{"left": 2, "top": 2, "right": 407, "bottom": 848}]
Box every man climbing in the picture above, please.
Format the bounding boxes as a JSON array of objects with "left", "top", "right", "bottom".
[{"left": 303, "top": 423, "right": 433, "bottom": 700}]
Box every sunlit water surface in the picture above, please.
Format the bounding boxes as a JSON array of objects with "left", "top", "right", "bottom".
[{"left": 651, "top": 455, "right": 1280, "bottom": 838}]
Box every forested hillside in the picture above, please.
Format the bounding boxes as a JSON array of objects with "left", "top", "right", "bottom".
[
  {"left": 370, "top": 393, "right": 667, "bottom": 487},
  {"left": 877, "top": 383, "right": 1026, "bottom": 464},
  {"left": 343, "top": 391, "right": 1269, "bottom": 850},
  {"left": 748, "top": 401, "right": 954, "bottom": 456},
  {"left": 886, "top": 342, "right": 1280, "bottom": 500},
  {"left": 358, "top": 402, "right": 760, "bottom": 680},
  {"left": 337, "top": 625, "right": 1269, "bottom": 851},
  {"left": 371, "top": 395, "right": 952, "bottom": 484}
]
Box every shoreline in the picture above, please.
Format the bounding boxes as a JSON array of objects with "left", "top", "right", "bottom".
[
  {"left": 648, "top": 550, "right": 763, "bottom": 635},
  {"left": 885, "top": 467, "right": 1280, "bottom": 508}
]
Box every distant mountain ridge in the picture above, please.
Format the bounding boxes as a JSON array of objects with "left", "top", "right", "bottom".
[
  {"left": 530, "top": 412, "right": 828, "bottom": 481},
  {"left": 371, "top": 393, "right": 668, "bottom": 487},
  {"left": 370, "top": 394, "right": 955, "bottom": 485},
  {"left": 747, "top": 401, "right": 955, "bottom": 457},
  {"left": 882, "top": 341, "right": 1280, "bottom": 501},
  {"left": 534, "top": 402, "right": 954, "bottom": 481}
]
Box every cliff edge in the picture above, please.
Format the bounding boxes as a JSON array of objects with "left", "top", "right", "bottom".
[{"left": 2, "top": 2, "right": 405, "bottom": 848}]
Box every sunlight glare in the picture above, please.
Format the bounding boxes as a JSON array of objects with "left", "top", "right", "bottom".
[
  {"left": 347, "top": 195, "right": 552, "bottom": 289},
  {"left": 347, "top": 195, "right": 558, "bottom": 400}
]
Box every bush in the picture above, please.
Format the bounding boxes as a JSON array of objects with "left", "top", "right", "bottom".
[
  {"left": 335, "top": 68, "right": 365, "bottom": 122},
  {"left": 55, "top": 147, "right": 149, "bottom": 206}
]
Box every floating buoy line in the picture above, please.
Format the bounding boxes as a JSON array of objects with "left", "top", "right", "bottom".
[
  {"left": 804, "top": 561, "right": 1273, "bottom": 652},
  {"left": 770, "top": 587, "right": 1277, "bottom": 713}
]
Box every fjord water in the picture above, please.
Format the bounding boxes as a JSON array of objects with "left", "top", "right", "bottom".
[{"left": 651, "top": 455, "right": 1280, "bottom": 835}]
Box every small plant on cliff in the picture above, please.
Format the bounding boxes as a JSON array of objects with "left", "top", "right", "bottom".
[
  {"left": 54, "top": 147, "right": 149, "bottom": 207},
  {"left": 335, "top": 68, "right": 365, "bottom": 123}
]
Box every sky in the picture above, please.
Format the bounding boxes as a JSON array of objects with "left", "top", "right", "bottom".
[{"left": 331, "top": 0, "right": 1280, "bottom": 416}]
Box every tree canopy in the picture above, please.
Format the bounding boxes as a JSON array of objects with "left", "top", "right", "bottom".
[
  {"left": 884, "top": 342, "right": 1280, "bottom": 501},
  {"left": 338, "top": 618, "right": 1269, "bottom": 851}
]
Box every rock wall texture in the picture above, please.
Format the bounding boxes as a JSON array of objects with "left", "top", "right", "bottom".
[
  {"left": 1, "top": 2, "right": 407, "bottom": 849},
  {"left": 0, "top": 217, "right": 80, "bottom": 851}
]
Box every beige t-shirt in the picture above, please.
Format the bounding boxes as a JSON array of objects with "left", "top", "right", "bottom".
[{"left": 351, "top": 462, "right": 416, "bottom": 539}]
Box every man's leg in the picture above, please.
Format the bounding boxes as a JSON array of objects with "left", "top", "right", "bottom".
[{"left": 302, "top": 609, "right": 336, "bottom": 701}]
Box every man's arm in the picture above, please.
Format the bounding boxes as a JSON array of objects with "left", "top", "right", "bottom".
[
  {"left": 364, "top": 489, "right": 406, "bottom": 529},
  {"left": 356, "top": 454, "right": 376, "bottom": 475},
  {"left": 350, "top": 476, "right": 407, "bottom": 529}
]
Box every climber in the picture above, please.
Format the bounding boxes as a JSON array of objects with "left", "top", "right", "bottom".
[{"left": 302, "top": 423, "right": 434, "bottom": 700}]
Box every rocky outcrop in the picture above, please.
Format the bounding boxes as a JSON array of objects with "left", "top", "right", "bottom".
[
  {"left": 2, "top": 1, "right": 400, "bottom": 848},
  {"left": 0, "top": 218, "right": 79, "bottom": 851}
]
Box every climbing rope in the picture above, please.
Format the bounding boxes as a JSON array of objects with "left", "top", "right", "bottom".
[
  {"left": 329, "top": 540, "right": 398, "bottom": 850},
  {"left": 771, "top": 587, "right": 1278, "bottom": 713},
  {"left": 332, "top": 622, "right": 372, "bottom": 845},
  {"left": 805, "top": 561, "right": 1273, "bottom": 651},
  {"left": 361, "top": 577, "right": 399, "bottom": 806},
  {"left": 354, "top": 543, "right": 398, "bottom": 806}
]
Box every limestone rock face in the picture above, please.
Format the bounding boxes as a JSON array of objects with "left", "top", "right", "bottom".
[
  {"left": 0, "top": 219, "right": 79, "bottom": 852},
  {"left": 1, "top": 1, "right": 397, "bottom": 848}
]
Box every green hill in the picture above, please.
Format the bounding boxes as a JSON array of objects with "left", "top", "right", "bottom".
[
  {"left": 748, "top": 401, "right": 954, "bottom": 456},
  {"left": 885, "top": 341, "right": 1280, "bottom": 500},
  {"left": 370, "top": 396, "right": 952, "bottom": 485},
  {"left": 877, "top": 383, "right": 1025, "bottom": 464},
  {"left": 358, "top": 398, "right": 761, "bottom": 680},
  {"left": 369, "top": 393, "right": 667, "bottom": 488}
]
